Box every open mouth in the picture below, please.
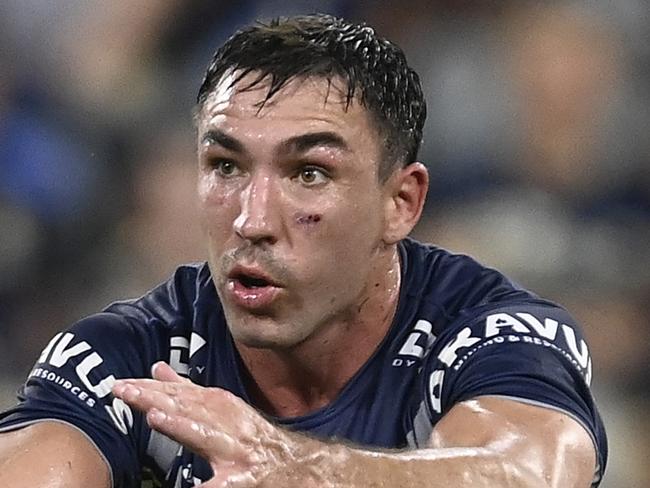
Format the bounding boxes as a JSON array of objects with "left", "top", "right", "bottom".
[
  {"left": 235, "top": 273, "right": 272, "bottom": 289},
  {"left": 228, "top": 264, "right": 280, "bottom": 289},
  {"left": 226, "top": 267, "right": 282, "bottom": 309}
]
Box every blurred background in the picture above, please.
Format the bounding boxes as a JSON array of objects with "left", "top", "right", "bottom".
[{"left": 0, "top": 0, "right": 647, "bottom": 485}]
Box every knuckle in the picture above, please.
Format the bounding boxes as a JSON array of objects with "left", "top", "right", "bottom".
[
  {"left": 208, "top": 387, "right": 232, "bottom": 403},
  {"left": 175, "top": 394, "right": 193, "bottom": 412}
]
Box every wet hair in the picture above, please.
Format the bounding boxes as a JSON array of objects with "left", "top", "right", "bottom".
[{"left": 196, "top": 14, "right": 426, "bottom": 179}]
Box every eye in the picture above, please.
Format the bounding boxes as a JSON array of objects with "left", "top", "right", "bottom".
[
  {"left": 211, "top": 159, "right": 241, "bottom": 178},
  {"left": 296, "top": 166, "right": 329, "bottom": 186}
]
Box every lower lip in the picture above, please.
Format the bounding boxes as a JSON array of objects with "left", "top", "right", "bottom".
[{"left": 226, "top": 279, "right": 282, "bottom": 310}]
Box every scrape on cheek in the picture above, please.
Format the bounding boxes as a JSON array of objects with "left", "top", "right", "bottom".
[{"left": 295, "top": 213, "right": 322, "bottom": 225}]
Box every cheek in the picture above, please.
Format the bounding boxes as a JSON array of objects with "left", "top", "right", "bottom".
[
  {"left": 294, "top": 213, "right": 322, "bottom": 226},
  {"left": 291, "top": 193, "right": 381, "bottom": 241},
  {"left": 197, "top": 175, "right": 239, "bottom": 231},
  {"left": 197, "top": 173, "right": 226, "bottom": 206}
]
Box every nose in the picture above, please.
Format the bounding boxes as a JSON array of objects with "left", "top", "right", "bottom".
[{"left": 233, "top": 172, "right": 280, "bottom": 245}]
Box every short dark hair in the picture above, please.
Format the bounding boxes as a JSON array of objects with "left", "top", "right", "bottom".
[{"left": 196, "top": 14, "right": 426, "bottom": 178}]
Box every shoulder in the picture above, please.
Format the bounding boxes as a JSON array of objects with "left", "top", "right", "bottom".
[
  {"left": 51, "top": 262, "right": 216, "bottom": 367},
  {"left": 430, "top": 300, "right": 591, "bottom": 380},
  {"left": 400, "top": 240, "right": 586, "bottom": 369},
  {"left": 101, "top": 262, "right": 213, "bottom": 329},
  {"left": 399, "top": 241, "right": 607, "bottom": 475},
  {"left": 400, "top": 238, "right": 544, "bottom": 329}
]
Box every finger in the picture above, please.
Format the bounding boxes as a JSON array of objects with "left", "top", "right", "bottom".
[
  {"left": 146, "top": 408, "right": 239, "bottom": 461},
  {"left": 112, "top": 379, "right": 161, "bottom": 403},
  {"left": 113, "top": 380, "right": 244, "bottom": 427},
  {"left": 152, "top": 361, "right": 189, "bottom": 383},
  {"left": 113, "top": 382, "right": 182, "bottom": 415},
  {"left": 113, "top": 380, "right": 229, "bottom": 427},
  {"left": 113, "top": 378, "right": 182, "bottom": 395}
]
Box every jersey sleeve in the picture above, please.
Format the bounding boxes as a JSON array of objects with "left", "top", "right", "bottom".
[
  {"left": 406, "top": 302, "right": 607, "bottom": 486},
  {"left": 0, "top": 312, "right": 162, "bottom": 487}
]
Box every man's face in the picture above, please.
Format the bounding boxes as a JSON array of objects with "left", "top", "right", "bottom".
[{"left": 197, "top": 73, "right": 393, "bottom": 349}]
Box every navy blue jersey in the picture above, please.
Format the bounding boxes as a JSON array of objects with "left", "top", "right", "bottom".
[{"left": 0, "top": 238, "right": 607, "bottom": 486}]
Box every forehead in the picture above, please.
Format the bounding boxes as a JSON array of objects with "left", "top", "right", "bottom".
[{"left": 197, "top": 71, "right": 381, "bottom": 149}]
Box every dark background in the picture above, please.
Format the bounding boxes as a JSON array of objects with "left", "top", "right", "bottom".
[{"left": 1, "top": 1, "right": 648, "bottom": 485}]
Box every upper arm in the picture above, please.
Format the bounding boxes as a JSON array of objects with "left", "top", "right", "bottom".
[
  {"left": 406, "top": 303, "right": 607, "bottom": 484},
  {"left": 428, "top": 396, "right": 596, "bottom": 487},
  {"left": 0, "top": 313, "right": 158, "bottom": 486},
  {"left": 0, "top": 421, "right": 111, "bottom": 487}
]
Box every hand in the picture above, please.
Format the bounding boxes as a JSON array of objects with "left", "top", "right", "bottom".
[{"left": 111, "top": 362, "right": 298, "bottom": 487}]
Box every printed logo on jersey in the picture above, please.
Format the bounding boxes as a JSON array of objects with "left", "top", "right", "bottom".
[
  {"left": 180, "top": 464, "right": 203, "bottom": 487},
  {"left": 169, "top": 333, "right": 207, "bottom": 377},
  {"left": 428, "top": 311, "right": 592, "bottom": 414},
  {"left": 167, "top": 459, "right": 205, "bottom": 488},
  {"left": 34, "top": 332, "right": 134, "bottom": 434},
  {"left": 393, "top": 319, "right": 436, "bottom": 368}
]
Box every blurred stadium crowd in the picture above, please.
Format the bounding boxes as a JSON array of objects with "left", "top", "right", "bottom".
[{"left": 0, "top": 1, "right": 648, "bottom": 485}]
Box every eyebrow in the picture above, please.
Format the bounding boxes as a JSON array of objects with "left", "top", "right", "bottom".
[
  {"left": 280, "top": 131, "right": 350, "bottom": 154},
  {"left": 201, "top": 129, "right": 350, "bottom": 155},
  {"left": 201, "top": 130, "right": 245, "bottom": 153}
]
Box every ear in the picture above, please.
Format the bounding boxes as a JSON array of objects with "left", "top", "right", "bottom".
[{"left": 382, "top": 162, "right": 429, "bottom": 244}]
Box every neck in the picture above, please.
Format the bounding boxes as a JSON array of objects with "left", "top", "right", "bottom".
[{"left": 235, "top": 245, "right": 402, "bottom": 418}]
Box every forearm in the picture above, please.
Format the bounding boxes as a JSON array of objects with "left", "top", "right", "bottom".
[
  {"left": 114, "top": 370, "right": 595, "bottom": 487},
  {"left": 257, "top": 432, "right": 546, "bottom": 488}
]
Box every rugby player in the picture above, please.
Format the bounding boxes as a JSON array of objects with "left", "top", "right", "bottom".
[{"left": 0, "top": 14, "right": 606, "bottom": 487}]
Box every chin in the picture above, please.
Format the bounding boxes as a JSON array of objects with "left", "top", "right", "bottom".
[
  {"left": 227, "top": 319, "right": 304, "bottom": 350},
  {"left": 232, "top": 332, "right": 303, "bottom": 350}
]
